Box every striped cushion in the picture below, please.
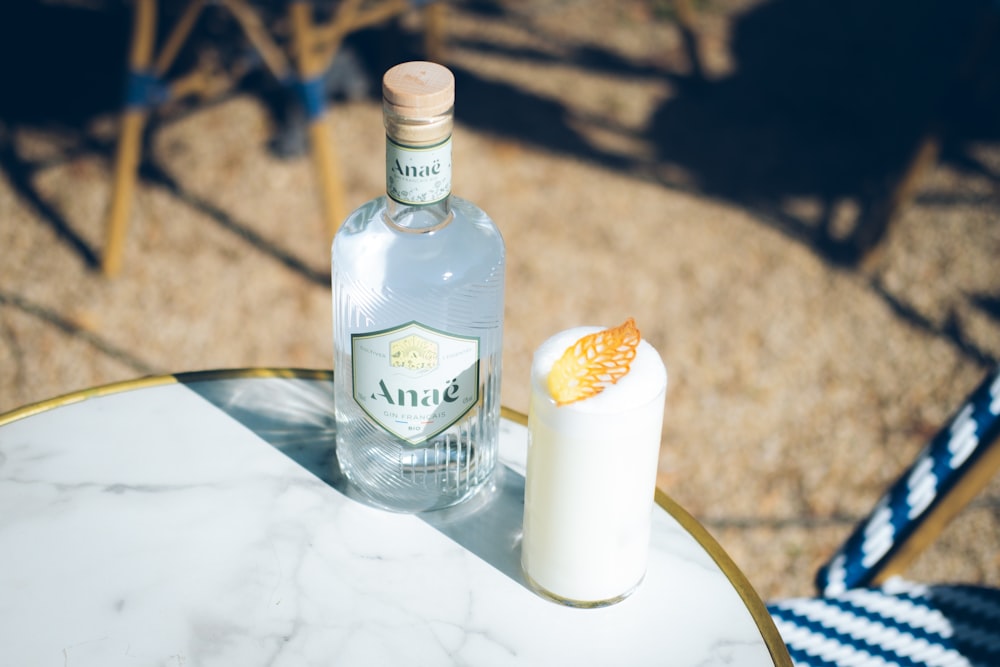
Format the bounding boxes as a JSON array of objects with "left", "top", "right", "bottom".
[{"left": 767, "top": 578, "right": 1000, "bottom": 666}]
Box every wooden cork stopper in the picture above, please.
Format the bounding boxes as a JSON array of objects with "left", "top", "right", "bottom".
[{"left": 383, "top": 61, "right": 455, "bottom": 118}]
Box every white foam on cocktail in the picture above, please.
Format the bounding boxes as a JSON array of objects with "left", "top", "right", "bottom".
[{"left": 530, "top": 326, "right": 667, "bottom": 412}]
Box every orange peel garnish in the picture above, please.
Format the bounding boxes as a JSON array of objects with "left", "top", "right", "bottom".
[{"left": 547, "top": 318, "right": 641, "bottom": 406}]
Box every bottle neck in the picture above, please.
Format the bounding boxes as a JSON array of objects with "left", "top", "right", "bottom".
[
  {"left": 383, "top": 113, "right": 454, "bottom": 231},
  {"left": 385, "top": 196, "right": 453, "bottom": 232}
]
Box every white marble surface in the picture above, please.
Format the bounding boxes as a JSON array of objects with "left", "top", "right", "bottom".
[{"left": 0, "top": 374, "right": 778, "bottom": 666}]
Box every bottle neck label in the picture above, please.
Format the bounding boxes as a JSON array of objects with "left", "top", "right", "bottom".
[
  {"left": 386, "top": 136, "right": 452, "bottom": 205},
  {"left": 352, "top": 321, "right": 480, "bottom": 445}
]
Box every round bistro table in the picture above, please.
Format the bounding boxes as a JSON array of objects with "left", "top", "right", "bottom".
[{"left": 0, "top": 369, "right": 791, "bottom": 666}]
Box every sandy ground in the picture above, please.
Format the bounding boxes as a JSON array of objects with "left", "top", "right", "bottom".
[{"left": 1, "top": 0, "right": 998, "bottom": 602}]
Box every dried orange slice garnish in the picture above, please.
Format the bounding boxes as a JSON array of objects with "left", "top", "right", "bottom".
[{"left": 547, "top": 318, "right": 641, "bottom": 406}]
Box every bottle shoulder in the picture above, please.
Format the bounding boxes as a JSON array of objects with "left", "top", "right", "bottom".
[{"left": 332, "top": 195, "right": 505, "bottom": 256}]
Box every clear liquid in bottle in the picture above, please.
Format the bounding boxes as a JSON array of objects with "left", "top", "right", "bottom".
[{"left": 331, "top": 62, "right": 505, "bottom": 512}]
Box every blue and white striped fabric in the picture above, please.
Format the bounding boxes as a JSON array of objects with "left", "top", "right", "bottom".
[
  {"left": 817, "top": 367, "right": 1000, "bottom": 596},
  {"left": 768, "top": 578, "right": 1000, "bottom": 667},
  {"left": 768, "top": 367, "right": 1000, "bottom": 666}
]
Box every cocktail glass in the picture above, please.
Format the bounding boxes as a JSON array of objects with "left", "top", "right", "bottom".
[{"left": 521, "top": 321, "right": 667, "bottom": 607}]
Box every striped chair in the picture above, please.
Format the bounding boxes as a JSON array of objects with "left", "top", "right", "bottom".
[{"left": 767, "top": 367, "right": 1000, "bottom": 666}]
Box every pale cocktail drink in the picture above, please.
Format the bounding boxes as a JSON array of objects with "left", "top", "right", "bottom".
[{"left": 521, "top": 319, "right": 667, "bottom": 607}]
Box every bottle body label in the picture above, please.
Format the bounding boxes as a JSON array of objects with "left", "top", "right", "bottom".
[
  {"left": 351, "top": 321, "right": 479, "bottom": 444},
  {"left": 386, "top": 137, "right": 452, "bottom": 205}
]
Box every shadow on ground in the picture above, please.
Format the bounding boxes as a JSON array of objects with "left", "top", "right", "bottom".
[
  {"left": 644, "top": 0, "right": 1000, "bottom": 262},
  {"left": 450, "top": 0, "right": 1000, "bottom": 266},
  {"left": 2, "top": 0, "right": 998, "bottom": 288}
]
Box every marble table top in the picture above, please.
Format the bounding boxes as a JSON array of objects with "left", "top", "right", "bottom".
[{"left": 0, "top": 369, "right": 789, "bottom": 666}]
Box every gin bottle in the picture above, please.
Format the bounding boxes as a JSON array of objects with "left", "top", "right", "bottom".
[{"left": 332, "top": 62, "right": 506, "bottom": 512}]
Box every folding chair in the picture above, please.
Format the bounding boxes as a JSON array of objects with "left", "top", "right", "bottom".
[
  {"left": 767, "top": 366, "right": 1000, "bottom": 666},
  {"left": 101, "top": 0, "right": 446, "bottom": 277}
]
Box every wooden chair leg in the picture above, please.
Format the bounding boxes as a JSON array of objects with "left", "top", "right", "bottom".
[
  {"left": 102, "top": 0, "right": 157, "bottom": 277},
  {"left": 290, "top": 1, "right": 348, "bottom": 239},
  {"left": 423, "top": 2, "right": 447, "bottom": 63},
  {"left": 309, "top": 120, "right": 348, "bottom": 239},
  {"left": 102, "top": 110, "right": 149, "bottom": 277}
]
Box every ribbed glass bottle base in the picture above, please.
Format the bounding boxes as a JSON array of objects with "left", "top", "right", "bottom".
[{"left": 336, "top": 411, "right": 498, "bottom": 512}]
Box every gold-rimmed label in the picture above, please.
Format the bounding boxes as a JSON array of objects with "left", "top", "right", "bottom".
[
  {"left": 352, "top": 321, "right": 479, "bottom": 444},
  {"left": 386, "top": 137, "right": 452, "bottom": 205}
]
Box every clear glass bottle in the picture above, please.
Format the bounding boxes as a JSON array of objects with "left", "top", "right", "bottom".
[{"left": 332, "top": 62, "right": 505, "bottom": 512}]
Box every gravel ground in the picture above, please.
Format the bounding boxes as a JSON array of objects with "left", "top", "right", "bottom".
[{"left": 1, "top": 0, "right": 998, "bottom": 602}]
